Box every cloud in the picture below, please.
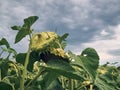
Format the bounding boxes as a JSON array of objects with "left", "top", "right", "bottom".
[{"left": 0, "top": 0, "right": 120, "bottom": 64}]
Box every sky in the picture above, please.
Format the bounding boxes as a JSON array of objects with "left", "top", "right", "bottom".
[{"left": 0, "top": 0, "right": 120, "bottom": 65}]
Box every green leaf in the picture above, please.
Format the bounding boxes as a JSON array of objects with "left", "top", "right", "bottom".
[
  {"left": 1, "top": 47, "right": 17, "bottom": 55},
  {"left": 46, "top": 79, "right": 63, "bottom": 90},
  {"left": 59, "top": 33, "right": 69, "bottom": 49},
  {"left": 0, "top": 38, "right": 10, "bottom": 48},
  {"left": 11, "top": 16, "right": 38, "bottom": 31},
  {"left": 23, "top": 16, "right": 39, "bottom": 29},
  {"left": 0, "top": 82, "right": 13, "bottom": 90},
  {"left": 68, "top": 51, "right": 87, "bottom": 77},
  {"left": 15, "top": 53, "right": 26, "bottom": 65},
  {"left": 81, "top": 48, "right": 99, "bottom": 60},
  {"left": 40, "top": 60, "right": 84, "bottom": 80},
  {"left": 12, "top": 16, "right": 38, "bottom": 43},
  {"left": 96, "top": 65, "right": 120, "bottom": 89},
  {"left": 69, "top": 48, "right": 99, "bottom": 81},
  {"left": 11, "top": 26, "right": 23, "bottom": 31},
  {"left": 40, "top": 71, "right": 59, "bottom": 90},
  {"left": 59, "top": 33, "right": 69, "bottom": 43},
  {"left": 79, "top": 48, "right": 99, "bottom": 80},
  {"left": 15, "top": 29, "right": 31, "bottom": 43},
  {"left": 0, "top": 59, "right": 9, "bottom": 79},
  {"left": 68, "top": 51, "right": 83, "bottom": 67},
  {"left": 95, "top": 75, "right": 117, "bottom": 90}
]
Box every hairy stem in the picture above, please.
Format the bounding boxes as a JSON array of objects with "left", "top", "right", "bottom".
[
  {"left": 90, "top": 84, "right": 93, "bottom": 90},
  {"left": 69, "top": 79, "right": 74, "bottom": 90},
  {"left": 0, "top": 69, "right": 1, "bottom": 81},
  {"left": 20, "top": 44, "right": 31, "bottom": 90}
]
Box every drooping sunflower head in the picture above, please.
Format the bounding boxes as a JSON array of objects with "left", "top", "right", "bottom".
[
  {"left": 31, "top": 31, "right": 69, "bottom": 63},
  {"left": 31, "top": 32, "right": 58, "bottom": 52}
]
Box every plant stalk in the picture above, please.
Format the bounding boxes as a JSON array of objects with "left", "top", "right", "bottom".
[
  {"left": 25, "top": 68, "right": 45, "bottom": 89},
  {"left": 0, "top": 69, "right": 1, "bottom": 81},
  {"left": 20, "top": 44, "right": 31, "bottom": 90}
]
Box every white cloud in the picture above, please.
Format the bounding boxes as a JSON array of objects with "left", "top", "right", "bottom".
[
  {"left": 81, "top": 24, "right": 120, "bottom": 64},
  {"left": 100, "top": 30, "right": 109, "bottom": 36},
  {"left": 12, "top": 6, "right": 33, "bottom": 19},
  {"left": 70, "top": 0, "right": 90, "bottom": 6}
]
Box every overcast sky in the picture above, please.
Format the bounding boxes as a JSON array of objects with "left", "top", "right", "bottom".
[{"left": 0, "top": 0, "right": 120, "bottom": 65}]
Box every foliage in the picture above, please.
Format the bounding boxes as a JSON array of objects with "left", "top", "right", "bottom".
[{"left": 0, "top": 16, "right": 120, "bottom": 90}]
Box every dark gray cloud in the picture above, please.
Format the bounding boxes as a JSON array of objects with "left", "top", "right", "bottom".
[
  {"left": 0, "top": 0, "right": 120, "bottom": 64},
  {"left": 90, "top": 0, "right": 120, "bottom": 25}
]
